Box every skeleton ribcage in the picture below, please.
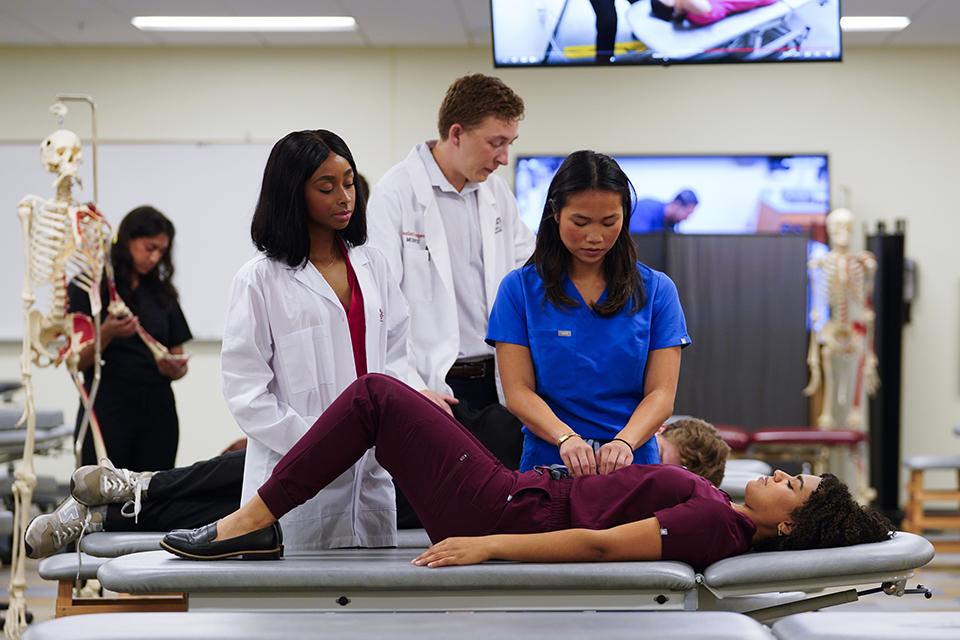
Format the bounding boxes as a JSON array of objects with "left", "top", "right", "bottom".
[{"left": 27, "top": 202, "right": 109, "bottom": 322}]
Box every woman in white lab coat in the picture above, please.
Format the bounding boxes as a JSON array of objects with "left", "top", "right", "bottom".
[{"left": 221, "top": 130, "right": 421, "bottom": 551}]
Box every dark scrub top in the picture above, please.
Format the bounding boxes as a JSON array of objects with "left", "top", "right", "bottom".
[
  {"left": 68, "top": 281, "right": 193, "bottom": 387},
  {"left": 630, "top": 198, "right": 674, "bottom": 233},
  {"left": 569, "top": 464, "right": 756, "bottom": 570},
  {"left": 495, "top": 464, "right": 756, "bottom": 571},
  {"left": 68, "top": 279, "right": 192, "bottom": 470}
]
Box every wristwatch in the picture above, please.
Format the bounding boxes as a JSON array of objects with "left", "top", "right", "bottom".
[{"left": 556, "top": 432, "right": 581, "bottom": 448}]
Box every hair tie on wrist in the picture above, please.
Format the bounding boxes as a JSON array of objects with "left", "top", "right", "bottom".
[{"left": 612, "top": 437, "right": 634, "bottom": 452}]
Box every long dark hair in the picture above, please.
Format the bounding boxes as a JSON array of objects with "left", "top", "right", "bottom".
[
  {"left": 752, "top": 474, "right": 893, "bottom": 552},
  {"left": 112, "top": 206, "right": 178, "bottom": 301},
  {"left": 250, "top": 130, "right": 367, "bottom": 268},
  {"left": 528, "top": 150, "right": 644, "bottom": 316}
]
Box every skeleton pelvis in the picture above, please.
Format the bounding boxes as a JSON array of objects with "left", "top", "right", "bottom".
[
  {"left": 821, "top": 322, "right": 857, "bottom": 354},
  {"left": 28, "top": 310, "right": 94, "bottom": 367}
]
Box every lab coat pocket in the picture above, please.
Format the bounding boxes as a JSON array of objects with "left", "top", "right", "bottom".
[
  {"left": 274, "top": 325, "right": 333, "bottom": 395},
  {"left": 401, "top": 246, "right": 433, "bottom": 302}
]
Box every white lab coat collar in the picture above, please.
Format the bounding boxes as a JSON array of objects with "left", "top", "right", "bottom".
[{"left": 291, "top": 243, "right": 371, "bottom": 313}]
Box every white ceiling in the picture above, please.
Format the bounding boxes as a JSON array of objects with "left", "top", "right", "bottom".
[{"left": 0, "top": 0, "right": 956, "bottom": 48}]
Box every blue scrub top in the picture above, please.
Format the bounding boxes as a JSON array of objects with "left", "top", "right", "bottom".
[
  {"left": 630, "top": 198, "right": 675, "bottom": 233},
  {"left": 487, "top": 262, "right": 691, "bottom": 471}
]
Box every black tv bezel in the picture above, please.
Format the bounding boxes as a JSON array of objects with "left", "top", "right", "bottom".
[
  {"left": 512, "top": 151, "right": 832, "bottom": 233},
  {"left": 488, "top": 0, "right": 844, "bottom": 69}
]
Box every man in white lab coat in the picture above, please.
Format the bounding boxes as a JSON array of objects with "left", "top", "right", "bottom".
[
  {"left": 369, "top": 73, "right": 534, "bottom": 415},
  {"left": 369, "top": 75, "right": 534, "bottom": 526}
]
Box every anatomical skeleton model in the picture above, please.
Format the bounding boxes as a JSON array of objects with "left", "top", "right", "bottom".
[
  {"left": 6, "top": 113, "right": 172, "bottom": 638},
  {"left": 803, "top": 208, "right": 878, "bottom": 505},
  {"left": 804, "top": 208, "right": 879, "bottom": 429}
]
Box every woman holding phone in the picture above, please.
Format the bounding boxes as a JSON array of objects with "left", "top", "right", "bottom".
[{"left": 71, "top": 205, "right": 192, "bottom": 471}]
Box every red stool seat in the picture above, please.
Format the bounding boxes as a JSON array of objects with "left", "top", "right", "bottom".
[
  {"left": 750, "top": 427, "right": 867, "bottom": 446},
  {"left": 713, "top": 425, "right": 751, "bottom": 451}
]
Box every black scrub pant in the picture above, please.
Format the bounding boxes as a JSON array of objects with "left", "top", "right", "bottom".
[
  {"left": 75, "top": 377, "right": 179, "bottom": 471},
  {"left": 589, "top": 0, "right": 642, "bottom": 64},
  {"left": 104, "top": 450, "right": 244, "bottom": 531}
]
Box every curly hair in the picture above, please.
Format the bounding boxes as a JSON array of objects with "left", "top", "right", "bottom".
[
  {"left": 660, "top": 418, "right": 730, "bottom": 487},
  {"left": 752, "top": 474, "right": 893, "bottom": 552},
  {"left": 437, "top": 74, "right": 525, "bottom": 139}
]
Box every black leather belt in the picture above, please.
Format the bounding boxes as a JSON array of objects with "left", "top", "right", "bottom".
[{"left": 447, "top": 356, "right": 495, "bottom": 380}]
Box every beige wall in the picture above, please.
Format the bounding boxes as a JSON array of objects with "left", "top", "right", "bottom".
[{"left": 1, "top": 45, "right": 958, "bottom": 488}]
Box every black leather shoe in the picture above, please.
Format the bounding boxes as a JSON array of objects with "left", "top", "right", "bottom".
[{"left": 160, "top": 522, "right": 283, "bottom": 561}]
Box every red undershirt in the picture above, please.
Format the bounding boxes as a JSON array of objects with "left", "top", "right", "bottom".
[{"left": 338, "top": 238, "right": 367, "bottom": 377}]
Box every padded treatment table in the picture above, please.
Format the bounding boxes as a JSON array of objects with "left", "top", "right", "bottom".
[
  {"left": 38, "top": 552, "right": 109, "bottom": 583},
  {"left": 0, "top": 509, "right": 13, "bottom": 537},
  {"left": 100, "top": 548, "right": 699, "bottom": 612},
  {"left": 626, "top": 0, "right": 816, "bottom": 61},
  {"left": 0, "top": 407, "right": 63, "bottom": 430},
  {"left": 726, "top": 459, "right": 772, "bottom": 475},
  {"left": 39, "top": 552, "right": 186, "bottom": 617},
  {"left": 80, "top": 529, "right": 433, "bottom": 557},
  {"left": 772, "top": 612, "right": 960, "bottom": 640},
  {"left": 397, "top": 528, "right": 432, "bottom": 548},
  {"left": 0, "top": 407, "right": 69, "bottom": 462},
  {"left": 720, "top": 469, "right": 758, "bottom": 500},
  {"left": 696, "top": 532, "right": 934, "bottom": 621},
  {"left": 715, "top": 425, "right": 752, "bottom": 453},
  {"left": 81, "top": 532, "right": 166, "bottom": 557},
  {"left": 97, "top": 532, "right": 934, "bottom": 620},
  {"left": 23, "top": 611, "right": 775, "bottom": 640}
]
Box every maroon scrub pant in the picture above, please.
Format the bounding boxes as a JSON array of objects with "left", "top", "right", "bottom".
[{"left": 258, "top": 374, "right": 569, "bottom": 542}]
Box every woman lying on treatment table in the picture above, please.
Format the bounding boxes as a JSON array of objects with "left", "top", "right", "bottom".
[
  {"left": 161, "top": 375, "right": 891, "bottom": 571},
  {"left": 651, "top": 0, "right": 777, "bottom": 27}
]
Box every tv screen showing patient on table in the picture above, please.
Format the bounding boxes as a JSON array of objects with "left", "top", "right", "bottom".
[{"left": 491, "top": 0, "right": 842, "bottom": 67}]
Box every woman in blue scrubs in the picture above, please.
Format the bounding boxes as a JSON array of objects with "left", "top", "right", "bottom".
[{"left": 487, "top": 150, "right": 690, "bottom": 477}]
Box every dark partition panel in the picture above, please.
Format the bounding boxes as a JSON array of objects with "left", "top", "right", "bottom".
[
  {"left": 867, "top": 227, "right": 906, "bottom": 520},
  {"left": 653, "top": 234, "right": 809, "bottom": 430}
]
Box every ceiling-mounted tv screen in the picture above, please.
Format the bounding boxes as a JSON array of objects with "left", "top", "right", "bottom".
[{"left": 491, "top": 0, "right": 842, "bottom": 67}]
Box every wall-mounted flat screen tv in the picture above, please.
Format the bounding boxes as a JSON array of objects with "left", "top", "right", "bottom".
[
  {"left": 491, "top": 0, "right": 842, "bottom": 67},
  {"left": 515, "top": 153, "right": 830, "bottom": 327}
]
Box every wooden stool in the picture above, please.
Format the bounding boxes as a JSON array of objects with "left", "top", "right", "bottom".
[{"left": 903, "top": 455, "right": 960, "bottom": 552}]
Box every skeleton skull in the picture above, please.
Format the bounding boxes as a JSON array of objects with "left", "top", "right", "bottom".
[
  {"left": 826, "top": 208, "right": 854, "bottom": 250},
  {"left": 40, "top": 129, "right": 82, "bottom": 175}
]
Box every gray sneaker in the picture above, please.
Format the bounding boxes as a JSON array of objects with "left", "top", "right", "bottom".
[
  {"left": 24, "top": 497, "right": 105, "bottom": 559},
  {"left": 71, "top": 460, "right": 154, "bottom": 507}
]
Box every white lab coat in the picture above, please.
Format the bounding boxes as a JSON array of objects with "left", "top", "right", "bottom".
[
  {"left": 221, "top": 246, "right": 409, "bottom": 551},
  {"left": 368, "top": 145, "right": 535, "bottom": 395}
]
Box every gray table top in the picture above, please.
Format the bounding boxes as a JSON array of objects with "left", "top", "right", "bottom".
[
  {"left": 24, "top": 611, "right": 774, "bottom": 640},
  {"left": 98, "top": 548, "right": 697, "bottom": 594}
]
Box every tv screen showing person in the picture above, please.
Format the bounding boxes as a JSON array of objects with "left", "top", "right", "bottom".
[{"left": 491, "top": 0, "right": 842, "bottom": 67}]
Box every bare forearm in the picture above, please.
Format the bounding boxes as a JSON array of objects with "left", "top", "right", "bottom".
[
  {"left": 504, "top": 385, "right": 570, "bottom": 443},
  {"left": 488, "top": 529, "right": 610, "bottom": 562},
  {"left": 620, "top": 389, "right": 674, "bottom": 448}
]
